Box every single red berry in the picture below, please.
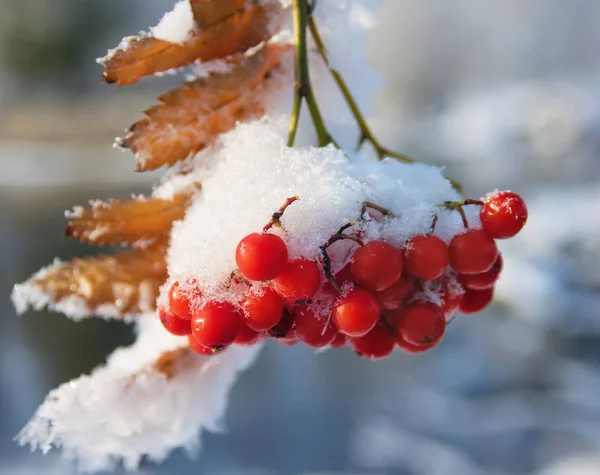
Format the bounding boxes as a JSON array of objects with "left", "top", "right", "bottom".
[
  {"left": 397, "top": 303, "right": 445, "bottom": 346},
  {"left": 159, "top": 307, "right": 192, "bottom": 336},
  {"left": 188, "top": 335, "right": 221, "bottom": 355},
  {"left": 267, "top": 308, "right": 294, "bottom": 339},
  {"left": 332, "top": 288, "right": 380, "bottom": 337},
  {"left": 292, "top": 306, "right": 337, "bottom": 348},
  {"left": 242, "top": 287, "right": 283, "bottom": 331},
  {"left": 234, "top": 324, "right": 263, "bottom": 346},
  {"left": 403, "top": 235, "right": 449, "bottom": 280},
  {"left": 272, "top": 258, "right": 321, "bottom": 302},
  {"left": 192, "top": 301, "right": 242, "bottom": 349},
  {"left": 376, "top": 277, "right": 415, "bottom": 310},
  {"left": 480, "top": 191, "right": 528, "bottom": 239},
  {"left": 459, "top": 254, "right": 503, "bottom": 290},
  {"left": 235, "top": 232, "right": 288, "bottom": 281},
  {"left": 351, "top": 323, "right": 395, "bottom": 360},
  {"left": 396, "top": 334, "right": 438, "bottom": 353},
  {"left": 168, "top": 279, "right": 201, "bottom": 320},
  {"left": 330, "top": 332, "right": 348, "bottom": 348},
  {"left": 449, "top": 229, "right": 498, "bottom": 274},
  {"left": 459, "top": 287, "right": 494, "bottom": 314},
  {"left": 351, "top": 241, "right": 403, "bottom": 291}
]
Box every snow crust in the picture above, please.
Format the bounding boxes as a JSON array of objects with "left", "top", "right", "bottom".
[{"left": 18, "top": 315, "right": 263, "bottom": 472}]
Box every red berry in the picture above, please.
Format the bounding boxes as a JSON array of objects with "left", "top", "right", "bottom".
[
  {"left": 330, "top": 332, "right": 348, "bottom": 348},
  {"left": 397, "top": 303, "right": 445, "bottom": 346},
  {"left": 235, "top": 232, "right": 288, "bottom": 281},
  {"left": 396, "top": 334, "right": 438, "bottom": 353},
  {"left": 332, "top": 288, "right": 380, "bottom": 337},
  {"left": 168, "top": 279, "right": 201, "bottom": 320},
  {"left": 439, "top": 284, "right": 464, "bottom": 323},
  {"left": 376, "top": 277, "right": 415, "bottom": 310},
  {"left": 292, "top": 306, "right": 337, "bottom": 348},
  {"left": 351, "top": 323, "right": 395, "bottom": 360},
  {"left": 459, "top": 254, "right": 503, "bottom": 290},
  {"left": 188, "top": 335, "right": 220, "bottom": 355},
  {"left": 234, "top": 324, "right": 263, "bottom": 346},
  {"left": 403, "top": 235, "right": 449, "bottom": 280},
  {"left": 159, "top": 307, "right": 192, "bottom": 336},
  {"left": 242, "top": 287, "right": 283, "bottom": 331},
  {"left": 351, "top": 240, "right": 403, "bottom": 291},
  {"left": 449, "top": 229, "right": 498, "bottom": 274},
  {"left": 192, "top": 301, "right": 242, "bottom": 349},
  {"left": 267, "top": 308, "right": 294, "bottom": 339},
  {"left": 480, "top": 191, "right": 528, "bottom": 239},
  {"left": 272, "top": 258, "right": 321, "bottom": 302},
  {"left": 459, "top": 287, "right": 494, "bottom": 314}
]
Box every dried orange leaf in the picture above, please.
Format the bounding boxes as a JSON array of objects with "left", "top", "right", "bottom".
[
  {"left": 65, "top": 192, "right": 194, "bottom": 248},
  {"left": 100, "top": 1, "right": 282, "bottom": 86},
  {"left": 121, "top": 44, "right": 289, "bottom": 171},
  {"left": 189, "top": 0, "right": 246, "bottom": 29},
  {"left": 152, "top": 348, "right": 194, "bottom": 379},
  {"left": 12, "top": 247, "right": 167, "bottom": 320}
]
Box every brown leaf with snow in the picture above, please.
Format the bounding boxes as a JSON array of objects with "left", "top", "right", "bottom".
[
  {"left": 120, "top": 44, "right": 289, "bottom": 171},
  {"left": 65, "top": 192, "right": 195, "bottom": 248},
  {"left": 14, "top": 247, "right": 167, "bottom": 319},
  {"left": 101, "top": 1, "right": 282, "bottom": 86},
  {"left": 189, "top": 0, "right": 246, "bottom": 29}
]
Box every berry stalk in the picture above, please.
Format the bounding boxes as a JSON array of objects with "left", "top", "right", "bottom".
[{"left": 287, "top": 0, "right": 334, "bottom": 147}]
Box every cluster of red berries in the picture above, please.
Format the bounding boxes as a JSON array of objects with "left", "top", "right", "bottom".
[{"left": 158, "top": 191, "right": 527, "bottom": 359}]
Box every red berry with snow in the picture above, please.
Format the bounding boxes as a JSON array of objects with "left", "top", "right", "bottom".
[
  {"left": 272, "top": 258, "right": 321, "bottom": 302},
  {"left": 459, "top": 287, "right": 494, "bottom": 314},
  {"left": 397, "top": 303, "right": 445, "bottom": 346},
  {"left": 480, "top": 191, "right": 528, "bottom": 239},
  {"left": 168, "top": 280, "right": 200, "bottom": 320},
  {"left": 292, "top": 305, "right": 337, "bottom": 348},
  {"left": 351, "top": 240, "right": 403, "bottom": 291},
  {"left": 351, "top": 323, "right": 395, "bottom": 360},
  {"left": 242, "top": 287, "right": 283, "bottom": 331},
  {"left": 332, "top": 287, "right": 381, "bottom": 337},
  {"left": 235, "top": 232, "right": 288, "bottom": 281},
  {"left": 192, "top": 301, "right": 242, "bottom": 349},
  {"left": 459, "top": 254, "right": 503, "bottom": 290},
  {"left": 403, "top": 235, "right": 449, "bottom": 280},
  {"left": 159, "top": 307, "right": 192, "bottom": 336},
  {"left": 449, "top": 229, "right": 498, "bottom": 274}
]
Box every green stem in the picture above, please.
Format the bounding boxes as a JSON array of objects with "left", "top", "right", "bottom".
[
  {"left": 287, "top": 0, "right": 333, "bottom": 147},
  {"left": 307, "top": 17, "right": 413, "bottom": 163}
]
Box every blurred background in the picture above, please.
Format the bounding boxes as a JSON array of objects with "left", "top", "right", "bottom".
[{"left": 1, "top": 0, "right": 600, "bottom": 474}]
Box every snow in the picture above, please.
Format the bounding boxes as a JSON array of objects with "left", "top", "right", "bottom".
[
  {"left": 18, "top": 315, "right": 263, "bottom": 472},
  {"left": 160, "top": 118, "right": 466, "bottom": 311},
  {"left": 150, "top": 1, "right": 195, "bottom": 44}
]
